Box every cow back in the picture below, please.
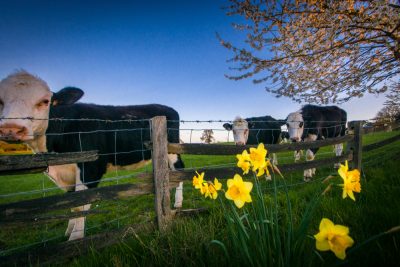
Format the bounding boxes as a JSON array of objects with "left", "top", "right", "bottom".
[
  {"left": 46, "top": 103, "right": 180, "bottom": 187},
  {"left": 246, "top": 116, "right": 282, "bottom": 145},
  {"left": 301, "top": 105, "right": 347, "bottom": 139}
]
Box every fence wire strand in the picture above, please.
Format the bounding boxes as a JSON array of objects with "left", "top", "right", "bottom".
[{"left": 1, "top": 116, "right": 397, "bottom": 259}]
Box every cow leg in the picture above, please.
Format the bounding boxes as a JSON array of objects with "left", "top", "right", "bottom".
[
  {"left": 68, "top": 167, "right": 90, "bottom": 241},
  {"left": 303, "top": 149, "right": 315, "bottom": 181},
  {"left": 44, "top": 164, "right": 78, "bottom": 237},
  {"left": 303, "top": 134, "right": 318, "bottom": 181},
  {"left": 333, "top": 143, "right": 344, "bottom": 168},
  {"left": 294, "top": 150, "right": 301, "bottom": 162},
  {"left": 272, "top": 153, "right": 278, "bottom": 165},
  {"left": 168, "top": 154, "right": 183, "bottom": 209}
]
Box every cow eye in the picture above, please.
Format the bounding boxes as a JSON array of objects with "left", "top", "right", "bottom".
[
  {"left": 36, "top": 99, "right": 50, "bottom": 108},
  {"left": 299, "top": 122, "right": 304, "bottom": 128}
]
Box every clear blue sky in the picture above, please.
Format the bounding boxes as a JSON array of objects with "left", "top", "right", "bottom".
[{"left": 0, "top": 0, "right": 387, "bottom": 128}]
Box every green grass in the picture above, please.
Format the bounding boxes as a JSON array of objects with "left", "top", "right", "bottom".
[{"left": 1, "top": 131, "right": 400, "bottom": 266}]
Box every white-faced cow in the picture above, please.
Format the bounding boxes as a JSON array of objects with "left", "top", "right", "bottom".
[
  {"left": 286, "top": 105, "right": 347, "bottom": 181},
  {"left": 0, "top": 71, "right": 184, "bottom": 240},
  {"left": 223, "top": 116, "right": 282, "bottom": 165}
]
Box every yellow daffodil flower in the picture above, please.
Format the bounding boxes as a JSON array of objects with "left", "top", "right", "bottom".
[
  {"left": 249, "top": 143, "right": 268, "bottom": 177},
  {"left": 236, "top": 150, "right": 251, "bottom": 175},
  {"left": 193, "top": 171, "right": 205, "bottom": 190},
  {"left": 225, "top": 174, "right": 253, "bottom": 208},
  {"left": 338, "top": 161, "right": 361, "bottom": 201},
  {"left": 206, "top": 178, "right": 222, "bottom": 199},
  {"left": 314, "top": 218, "right": 354, "bottom": 260},
  {"left": 200, "top": 182, "right": 209, "bottom": 196}
]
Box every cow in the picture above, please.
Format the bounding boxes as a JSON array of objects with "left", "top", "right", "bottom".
[
  {"left": 285, "top": 104, "right": 347, "bottom": 181},
  {"left": 0, "top": 71, "right": 184, "bottom": 240},
  {"left": 223, "top": 116, "right": 282, "bottom": 166}
]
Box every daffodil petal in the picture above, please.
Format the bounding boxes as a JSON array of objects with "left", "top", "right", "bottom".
[
  {"left": 315, "top": 239, "right": 331, "bottom": 251},
  {"left": 333, "top": 225, "right": 349, "bottom": 236},
  {"left": 333, "top": 249, "right": 347, "bottom": 260},
  {"left": 234, "top": 199, "right": 245, "bottom": 208},
  {"left": 244, "top": 181, "right": 253, "bottom": 192},
  {"left": 348, "top": 190, "right": 356, "bottom": 201},
  {"left": 319, "top": 218, "right": 334, "bottom": 231}
]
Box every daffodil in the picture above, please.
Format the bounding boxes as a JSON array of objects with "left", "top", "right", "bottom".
[
  {"left": 193, "top": 171, "right": 205, "bottom": 190},
  {"left": 199, "top": 182, "right": 209, "bottom": 196},
  {"left": 257, "top": 159, "right": 273, "bottom": 177},
  {"left": 338, "top": 161, "right": 361, "bottom": 201},
  {"left": 249, "top": 143, "right": 268, "bottom": 177},
  {"left": 236, "top": 150, "right": 251, "bottom": 175},
  {"left": 314, "top": 218, "right": 354, "bottom": 260},
  {"left": 206, "top": 178, "right": 222, "bottom": 199},
  {"left": 225, "top": 174, "right": 253, "bottom": 208}
]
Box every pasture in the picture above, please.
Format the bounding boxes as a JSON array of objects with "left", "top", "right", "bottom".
[{"left": 0, "top": 129, "right": 399, "bottom": 266}]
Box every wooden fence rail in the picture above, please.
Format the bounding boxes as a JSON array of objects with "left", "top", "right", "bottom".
[
  {"left": 0, "top": 151, "right": 98, "bottom": 173},
  {"left": 167, "top": 134, "right": 353, "bottom": 155},
  {"left": 0, "top": 183, "right": 153, "bottom": 220}
]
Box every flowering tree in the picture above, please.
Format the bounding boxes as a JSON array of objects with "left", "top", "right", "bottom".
[
  {"left": 375, "top": 82, "right": 400, "bottom": 123},
  {"left": 220, "top": 0, "right": 400, "bottom": 103}
]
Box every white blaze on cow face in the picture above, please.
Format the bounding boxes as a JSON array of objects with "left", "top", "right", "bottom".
[
  {"left": 231, "top": 117, "right": 249, "bottom": 145},
  {"left": 0, "top": 71, "right": 52, "bottom": 150},
  {"left": 286, "top": 112, "right": 304, "bottom": 142}
]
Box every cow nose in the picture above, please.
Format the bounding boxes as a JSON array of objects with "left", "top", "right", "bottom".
[
  {"left": 290, "top": 138, "right": 298, "bottom": 142},
  {"left": 235, "top": 141, "right": 245, "bottom": 146},
  {"left": 0, "top": 124, "right": 28, "bottom": 141}
]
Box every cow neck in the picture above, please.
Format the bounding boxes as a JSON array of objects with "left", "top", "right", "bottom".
[{"left": 26, "top": 135, "right": 47, "bottom": 153}]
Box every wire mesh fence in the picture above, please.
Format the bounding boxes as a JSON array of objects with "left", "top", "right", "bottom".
[{"left": 0, "top": 116, "right": 398, "bottom": 259}]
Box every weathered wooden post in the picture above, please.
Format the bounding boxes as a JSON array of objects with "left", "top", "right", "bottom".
[
  {"left": 347, "top": 120, "right": 363, "bottom": 171},
  {"left": 151, "top": 116, "right": 172, "bottom": 231}
]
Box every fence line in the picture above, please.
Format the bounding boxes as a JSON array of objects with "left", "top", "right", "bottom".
[{"left": 1, "top": 117, "right": 399, "bottom": 265}]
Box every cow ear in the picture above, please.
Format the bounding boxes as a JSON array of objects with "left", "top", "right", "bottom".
[
  {"left": 223, "top": 123, "right": 233, "bottom": 131},
  {"left": 52, "top": 87, "right": 84, "bottom": 106}
]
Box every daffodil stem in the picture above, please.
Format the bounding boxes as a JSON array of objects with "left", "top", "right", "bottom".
[{"left": 346, "top": 225, "right": 400, "bottom": 257}]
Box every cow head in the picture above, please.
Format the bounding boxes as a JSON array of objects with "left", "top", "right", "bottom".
[
  {"left": 223, "top": 117, "right": 249, "bottom": 145},
  {"left": 286, "top": 111, "right": 304, "bottom": 142},
  {"left": 0, "top": 71, "right": 83, "bottom": 151}
]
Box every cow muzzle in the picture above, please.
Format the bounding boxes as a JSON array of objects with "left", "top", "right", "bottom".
[{"left": 0, "top": 123, "right": 29, "bottom": 141}]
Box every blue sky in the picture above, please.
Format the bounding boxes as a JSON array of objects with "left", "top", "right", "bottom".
[{"left": 0, "top": 0, "right": 389, "bottom": 141}]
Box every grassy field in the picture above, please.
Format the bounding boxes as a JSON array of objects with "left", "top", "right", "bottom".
[{"left": 1, "top": 130, "right": 399, "bottom": 266}]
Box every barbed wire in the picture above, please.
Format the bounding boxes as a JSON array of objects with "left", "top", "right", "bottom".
[
  {"left": 0, "top": 117, "right": 369, "bottom": 124},
  {"left": 0, "top": 117, "right": 151, "bottom": 123}
]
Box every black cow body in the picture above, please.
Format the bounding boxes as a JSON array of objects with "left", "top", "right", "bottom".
[
  {"left": 47, "top": 103, "right": 184, "bottom": 189},
  {"left": 243, "top": 116, "right": 282, "bottom": 145},
  {"left": 298, "top": 105, "right": 347, "bottom": 154}
]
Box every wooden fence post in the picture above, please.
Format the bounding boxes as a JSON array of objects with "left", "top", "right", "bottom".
[
  {"left": 151, "top": 116, "right": 171, "bottom": 231},
  {"left": 348, "top": 120, "right": 363, "bottom": 171}
]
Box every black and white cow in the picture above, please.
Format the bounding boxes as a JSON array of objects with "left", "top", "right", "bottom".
[
  {"left": 0, "top": 71, "right": 184, "bottom": 240},
  {"left": 223, "top": 116, "right": 282, "bottom": 165},
  {"left": 285, "top": 104, "right": 347, "bottom": 181}
]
